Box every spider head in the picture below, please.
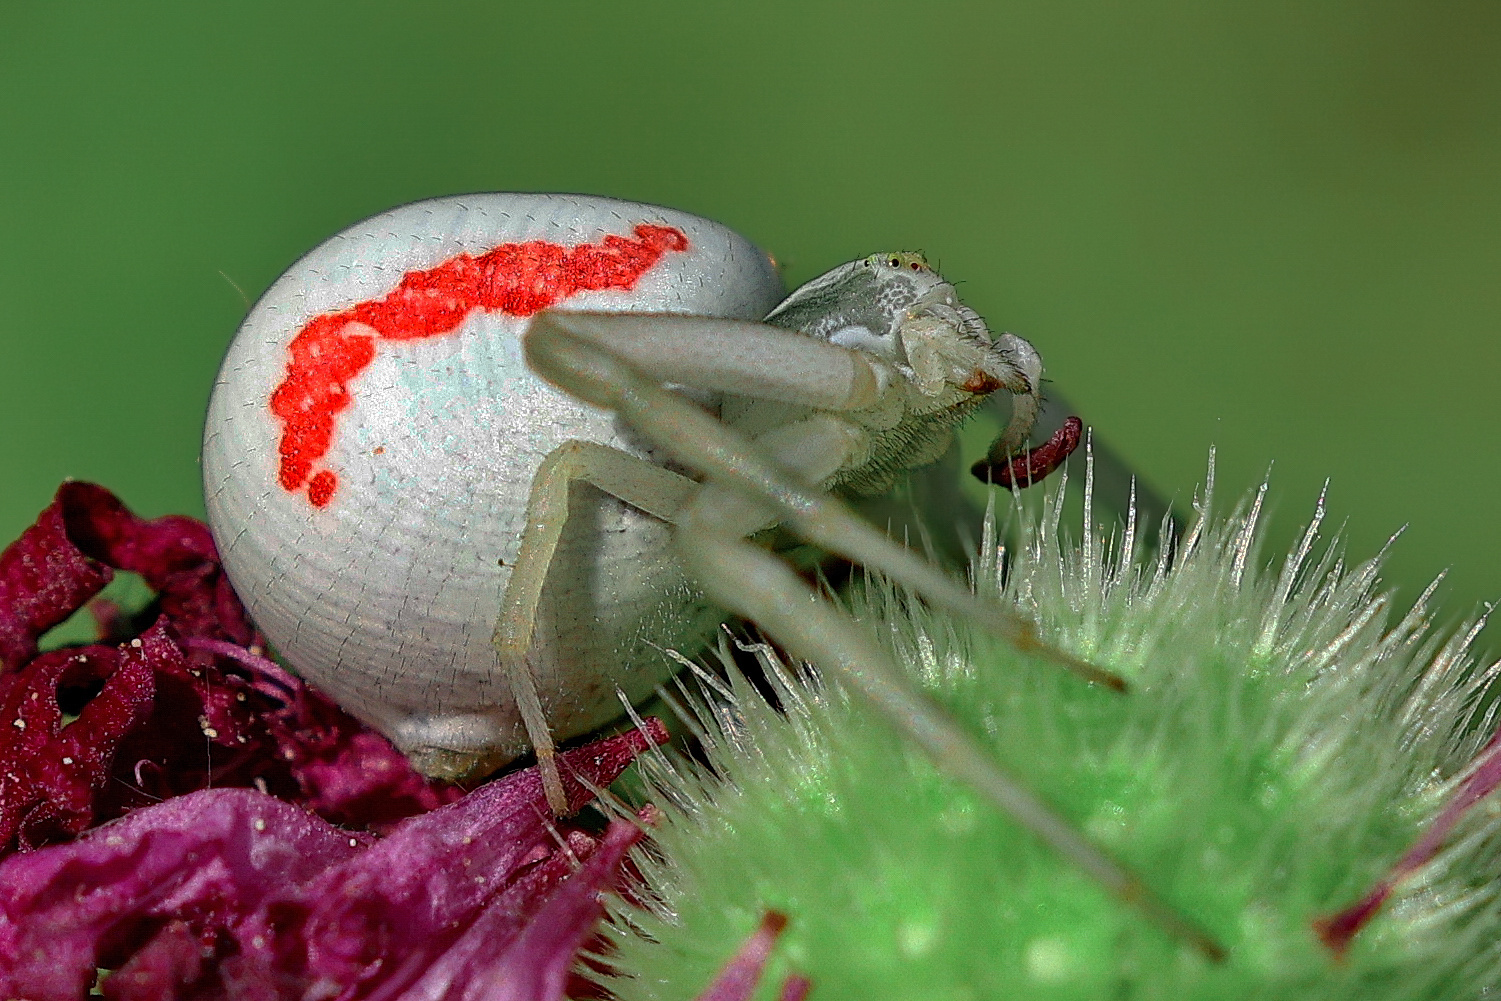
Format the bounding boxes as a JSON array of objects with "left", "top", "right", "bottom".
[
  {"left": 764, "top": 253, "right": 1050, "bottom": 493},
  {"left": 765, "top": 252, "right": 1042, "bottom": 408}
]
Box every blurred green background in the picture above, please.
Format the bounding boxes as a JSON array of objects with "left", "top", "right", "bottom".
[{"left": 3, "top": 3, "right": 1498, "bottom": 641}]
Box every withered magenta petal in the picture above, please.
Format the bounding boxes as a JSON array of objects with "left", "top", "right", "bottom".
[
  {"left": 0, "top": 787, "right": 367, "bottom": 1000},
  {"left": 693, "top": 911, "right": 792, "bottom": 1001},
  {"left": 471, "top": 818, "right": 646, "bottom": 1001},
  {"left": 0, "top": 631, "right": 156, "bottom": 852},
  {"left": 283, "top": 723, "right": 669, "bottom": 986},
  {"left": 0, "top": 487, "right": 114, "bottom": 671}
]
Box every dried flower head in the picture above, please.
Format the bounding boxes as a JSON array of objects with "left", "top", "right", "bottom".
[{"left": 0, "top": 483, "right": 458, "bottom": 855}]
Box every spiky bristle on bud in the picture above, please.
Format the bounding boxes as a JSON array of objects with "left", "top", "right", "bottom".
[{"left": 597, "top": 453, "right": 1501, "bottom": 1000}]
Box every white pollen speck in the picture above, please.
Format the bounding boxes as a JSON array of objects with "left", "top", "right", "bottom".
[
  {"left": 11, "top": 719, "right": 23, "bottom": 731},
  {"left": 62, "top": 756, "right": 73, "bottom": 765},
  {"left": 253, "top": 818, "right": 267, "bottom": 831},
  {"left": 130, "top": 638, "right": 143, "bottom": 648},
  {"left": 349, "top": 838, "right": 358, "bottom": 847}
]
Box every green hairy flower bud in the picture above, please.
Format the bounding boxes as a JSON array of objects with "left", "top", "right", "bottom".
[{"left": 598, "top": 453, "right": 1501, "bottom": 1000}]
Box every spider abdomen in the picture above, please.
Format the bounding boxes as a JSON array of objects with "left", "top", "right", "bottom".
[{"left": 204, "top": 193, "right": 784, "bottom": 777}]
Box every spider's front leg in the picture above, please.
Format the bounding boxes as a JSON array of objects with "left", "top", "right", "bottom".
[
  {"left": 521, "top": 311, "right": 1106, "bottom": 676},
  {"left": 523, "top": 309, "right": 1225, "bottom": 961}
]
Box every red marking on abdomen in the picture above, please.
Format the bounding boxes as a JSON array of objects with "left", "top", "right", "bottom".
[{"left": 269, "top": 224, "right": 689, "bottom": 507}]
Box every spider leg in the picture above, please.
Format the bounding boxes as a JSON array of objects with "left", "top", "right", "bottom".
[
  {"left": 679, "top": 482, "right": 1222, "bottom": 962},
  {"left": 527, "top": 312, "right": 1120, "bottom": 690},
  {"left": 524, "top": 314, "right": 1224, "bottom": 960},
  {"left": 494, "top": 440, "right": 698, "bottom": 814}
]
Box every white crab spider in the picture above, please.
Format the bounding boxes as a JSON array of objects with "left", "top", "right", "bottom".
[
  {"left": 203, "top": 193, "right": 1218, "bottom": 958},
  {"left": 497, "top": 250, "right": 1094, "bottom": 781}
]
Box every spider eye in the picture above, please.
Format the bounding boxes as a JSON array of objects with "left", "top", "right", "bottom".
[
  {"left": 910, "top": 262, "right": 921, "bottom": 271},
  {"left": 889, "top": 257, "right": 900, "bottom": 267}
]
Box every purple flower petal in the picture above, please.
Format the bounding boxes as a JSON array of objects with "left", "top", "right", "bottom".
[
  {"left": 1315, "top": 723, "right": 1501, "bottom": 955},
  {"left": 0, "top": 627, "right": 157, "bottom": 852},
  {"left": 455, "top": 818, "right": 645, "bottom": 1001},
  {"left": 256, "top": 661, "right": 464, "bottom": 829},
  {"left": 0, "top": 787, "right": 370, "bottom": 1000},
  {"left": 693, "top": 911, "right": 791, "bottom": 1001},
  {"left": 0, "top": 483, "right": 459, "bottom": 849},
  {"left": 100, "top": 920, "right": 206, "bottom": 1001},
  {"left": 0, "top": 721, "right": 668, "bottom": 1000},
  {"left": 236, "top": 722, "right": 669, "bottom": 992},
  {"left": 101, "top": 634, "right": 459, "bottom": 831},
  {"left": 777, "top": 975, "right": 813, "bottom": 1001},
  {"left": 386, "top": 827, "right": 607, "bottom": 1000},
  {"left": 0, "top": 487, "right": 114, "bottom": 670},
  {"left": 0, "top": 483, "right": 673, "bottom": 999},
  {"left": 49, "top": 481, "right": 256, "bottom": 649}
]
